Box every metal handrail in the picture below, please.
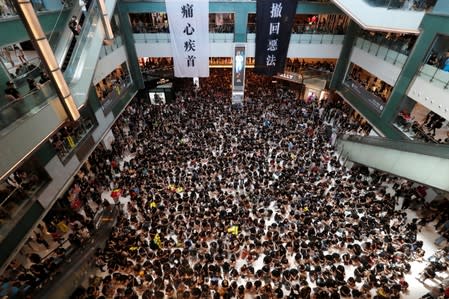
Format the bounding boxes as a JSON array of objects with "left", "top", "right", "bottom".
[{"left": 338, "top": 134, "right": 449, "bottom": 159}]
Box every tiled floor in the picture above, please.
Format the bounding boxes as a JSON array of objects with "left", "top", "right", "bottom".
[{"left": 411, "top": 103, "right": 449, "bottom": 142}]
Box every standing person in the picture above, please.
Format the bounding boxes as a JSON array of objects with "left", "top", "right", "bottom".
[
  {"left": 235, "top": 51, "right": 243, "bottom": 76},
  {"left": 443, "top": 53, "right": 449, "bottom": 72},
  {"left": 39, "top": 71, "right": 50, "bottom": 84},
  {"left": 79, "top": 0, "right": 87, "bottom": 18},
  {"left": 2, "top": 47, "right": 14, "bottom": 66},
  {"left": 13, "top": 44, "right": 26, "bottom": 64},
  {"left": 431, "top": 116, "right": 444, "bottom": 136},
  {"left": 69, "top": 16, "right": 80, "bottom": 36},
  {"left": 27, "top": 77, "right": 39, "bottom": 92}
]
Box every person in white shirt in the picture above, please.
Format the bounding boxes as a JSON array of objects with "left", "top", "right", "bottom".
[{"left": 79, "top": 0, "right": 87, "bottom": 17}]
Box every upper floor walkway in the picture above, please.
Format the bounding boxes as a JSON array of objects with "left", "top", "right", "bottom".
[{"left": 331, "top": 0, "right": 434, "bottom": 33}]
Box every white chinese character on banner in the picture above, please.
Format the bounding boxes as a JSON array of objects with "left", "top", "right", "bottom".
[
  {"left": 267, "top": 39, "right": 278, "bottom": 51},
  {"left": 270, "top": 3, "right": 282, "bottom": 18},
  {"left": 269, "top": 22, "right": 280, "bottom": 35},
  {"left": 266, "top": 54, "right": 276, "bottom": 66}
]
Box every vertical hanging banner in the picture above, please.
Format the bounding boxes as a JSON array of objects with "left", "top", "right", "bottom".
[
  {"left": 166, "top": 0, "right": 209, "bottom": 77},
  {"left": 232, "top": 45, "right": 246, "bottom": 105},
  {"left": 254, "top": 0, "right": 298, "bottom": 76},
  {"left": 233, "top": 45, "right": 246, "bottom": 91}
]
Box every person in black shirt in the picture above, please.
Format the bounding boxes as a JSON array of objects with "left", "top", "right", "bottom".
[
  {"left": 69, "top": 16, "right": 80, "bottom": 36},
  {"left": 5, "top": 81, "right": 20, "bottom": 99}
]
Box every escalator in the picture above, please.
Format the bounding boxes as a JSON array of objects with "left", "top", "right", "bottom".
[
  {"left": 336, "top": 134, "right": 449, "bottom": 191},
  {"left": 63, "top": 0, "right": 118, "bottom": 108},
  {"left": 61, "top": 37, "right": 77, "bottom": 72},
  {"left": 59, "top": 2, "right": 90, "bottom": 72}
]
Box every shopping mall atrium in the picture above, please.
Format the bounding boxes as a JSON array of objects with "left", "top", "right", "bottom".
[{"left": 0, "top": 0, "right": 449, "bottom": 298}]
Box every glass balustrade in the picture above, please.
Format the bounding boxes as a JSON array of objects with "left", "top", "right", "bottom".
[
  {"left": 99, "top": 35, "right": 123, "bottom": 59},
  {"left": 0, "top": 161, "right": 51, "bottom": 242},
  {"left": 133, "top": 33, "right": 170, "bottom": 43},
  {"left": 353, "top": 37, "right": 449, "bottom": 89},
  {"left": 418, "top": 63, "right": 449, "bottom": 89},
  {"left": 354, "top": 37, "right": 409, "bottom": 67},
  {"left": 134, "top": 33, "right": 238, "bottom": 43},
  {"left": 0, "top": 0, "right": 72, "bottom": 19},
  {"left": 49, "top": 116, "right": 96, "bottom": 161},
  {"left": 134, "top": 32, "right": 345, "bottom": 45},
  {"left": 100, "top": 75, "right": 133, "bottom": 112},
  {"left": 247, "top": 33, "right": 344, "bottom": 44},
  {"left": 363, "top": 0, "right": 436, "bottom": 10},
  {"left": 209, "top": 33, "right": 234, "bottom": 42},
  {"left": 0, "top": 80, "right": 57, "bottom": 131}
]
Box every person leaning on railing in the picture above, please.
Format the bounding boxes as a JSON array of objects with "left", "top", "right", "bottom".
[{"left": 4, "top": 80, "right": 21, "bottom": 101}]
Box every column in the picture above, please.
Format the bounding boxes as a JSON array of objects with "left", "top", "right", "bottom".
[
  {"left": 116, "top": 2, "right": 144, "bottom": 90},
  {"left": 380, "top": 17, "right": 437, "bottom": 123},
  {"left": 234, "top": 9, "right": 249, "bottom": 43},
  {"left": 97, "top": 0, "right": 114, "bottom": 42},
  {"left": 329, "top": 20, "right": 359, "bottom": 90}
]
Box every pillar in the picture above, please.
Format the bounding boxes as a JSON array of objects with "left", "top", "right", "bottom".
[{"left": 329, "top": 20, "right": 359, "bottom": 90}]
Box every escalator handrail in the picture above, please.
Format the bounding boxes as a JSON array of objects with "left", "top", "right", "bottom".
[
  {"left": 63, "top": 1, "right": 101, "bottom": 83},
  {"left": 47, "top": 2, "right": 72, "bottom": 46},
  {"left": 338, "top": 134, "right": 449, "bottom": 159}
]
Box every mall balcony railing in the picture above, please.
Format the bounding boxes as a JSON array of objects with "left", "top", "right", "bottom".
[
  {"left": 0, "top": 169, "right": 50, "bottom": 243},
  {"left": 99, "top": 75, "right": 133, "bottom": 114},
  {"left": 98, "top": 35, "right": 123, "bottom": 59},
  {"left": 0, "top": 0, "right": 93, "bottom": 133},
  {"left": 418, "top": 63, "right": 449, "bottom": 90},
  {"left": 362, "top": 0, "right": 436, "bottom": 11},
  {"left": 247, "top": 23, "right": 348, "bottom": 35},
  {"left": 0, "top": 0, "right": 73, "bottom": 19},
  {"left": 133, "top": 33, "right": 236, "bottom": 43},
  {"left": 6, "top": 57, "right": 42, "bottom": 87},
  {"left": 50, "top": 117, "right": 96, "bottom": 162},
  {"left": 0, "top": 80, "right": 57, "bottom": 131},
  {"left": 354, "top": 37, "right": 449, "bottom": 90},
  {"left": 0, "top": 2, "right": 75, "bottom": 129},
  {"left": 247, "top": 33, "right": 344, "bottom": 44},
  {"left": 354, "top": 37, "right": 409, "bottom": 67}
]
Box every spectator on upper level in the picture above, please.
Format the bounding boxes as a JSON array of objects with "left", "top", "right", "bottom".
[{"left": 5, "top": 80, "right": 20, "bottom": 99}]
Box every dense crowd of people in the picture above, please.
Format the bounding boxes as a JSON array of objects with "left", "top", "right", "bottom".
[
  {"left": 19, "top": 69, "right": 441, "bottom": 299},
  {"left": 130, "top": 13, "right": 169, "bottom": 34},
  {"left": 0, "top": 147, "right": 108, "bottom": 298},
  {"left": 247, "top": 14, "right": 348, "bottom": 35},
  {"left": 285, "top": 59, "right": 335, "bottom": 74},
  {"left": 95, "top": 68, "right": 131, "bottom": 104},
  {"left": 1, "top": 69, "right": 449, "bottom": 299}
]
